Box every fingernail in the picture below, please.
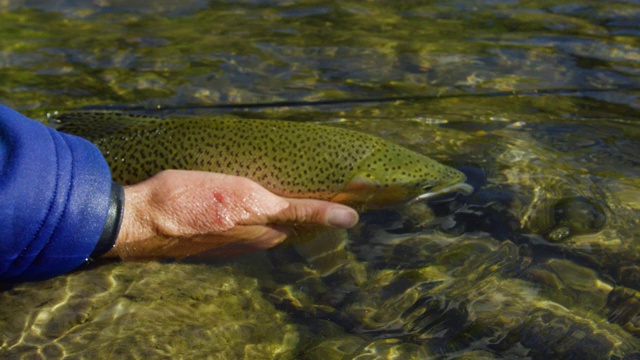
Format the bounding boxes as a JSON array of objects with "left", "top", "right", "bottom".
[{"left": 327, "top": 208, "right": 359, "bottom": 228}]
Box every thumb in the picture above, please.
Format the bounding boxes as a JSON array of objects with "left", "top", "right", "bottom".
[{"left": 271, "top": 198, "right": 359, "bottom": 228}]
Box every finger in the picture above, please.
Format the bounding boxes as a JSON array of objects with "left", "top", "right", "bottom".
[
  {"left": 193, "top": 225, "right": 290, "bottom": 258},
  {"left": 116, "top": 224, "right": 289, "bottom": 260},
  {"left": 269, "top": 198, "right": 359, "bottom": 228}
]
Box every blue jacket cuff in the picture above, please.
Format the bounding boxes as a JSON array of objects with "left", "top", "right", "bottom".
[{"left": 0, "top": 105, "right": 112, "bottom": 281}]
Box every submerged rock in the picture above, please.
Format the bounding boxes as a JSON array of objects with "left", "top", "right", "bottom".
[{"left": 547, "top": 196, "right": 607, "bottom": 242}]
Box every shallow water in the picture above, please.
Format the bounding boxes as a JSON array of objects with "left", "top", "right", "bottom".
[{"left": 1, "top": 1, "right": 640, "bottom": 359}]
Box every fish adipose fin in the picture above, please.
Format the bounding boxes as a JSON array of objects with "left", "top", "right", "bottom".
[{"left": 51, "top": 111, "right": 164, "bottom": 141}]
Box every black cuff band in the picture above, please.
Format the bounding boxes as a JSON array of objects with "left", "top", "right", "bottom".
[{"left": 91, "top": 181, "right": 125, "bottom": 259}]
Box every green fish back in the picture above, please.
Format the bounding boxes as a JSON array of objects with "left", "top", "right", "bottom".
[
  {"left": 55, "top": 112, "right": 381, "bottom": 199},
  {"left": 54, "top": 111, "right": 467, "bottom": 206}
]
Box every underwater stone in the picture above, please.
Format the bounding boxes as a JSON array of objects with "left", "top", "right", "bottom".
[{"left": 547, "top": 196, "right": 607, "bottom": 242}]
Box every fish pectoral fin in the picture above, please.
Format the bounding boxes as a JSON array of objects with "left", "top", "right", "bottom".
[
  {"left": 294, "top": 228, "right": 350, "bottom": 273},
  {"left": 274, "top": 227, "right": 351, "bottom": 277},
  {"left": 330, "top": 175, "right": 379, "bottom": 205}
]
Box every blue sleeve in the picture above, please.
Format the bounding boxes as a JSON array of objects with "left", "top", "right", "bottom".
[{"left": 0, "top": 105, "right": 112, "bottom": 282}]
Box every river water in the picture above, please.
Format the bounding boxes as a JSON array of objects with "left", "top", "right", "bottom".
[{"left": 1, "top": 1, "right": 639, "bottom": 359}]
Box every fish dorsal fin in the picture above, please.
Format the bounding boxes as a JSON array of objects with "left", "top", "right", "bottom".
[{"left": 50, "top": 111, "right": 165, "bottom": 141}]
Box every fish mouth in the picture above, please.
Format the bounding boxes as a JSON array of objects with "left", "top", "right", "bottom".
[{"left": 407, "top": 182, "right": 474, "bottom": 204}]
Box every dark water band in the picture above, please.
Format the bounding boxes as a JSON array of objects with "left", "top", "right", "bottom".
[{"left": 91, "top": 181, "right": 125, "bottom": 259}]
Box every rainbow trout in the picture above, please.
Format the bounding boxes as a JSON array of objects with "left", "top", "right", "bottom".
[{"left": 52, "top": 111, "right": 471, "bottom": 208}]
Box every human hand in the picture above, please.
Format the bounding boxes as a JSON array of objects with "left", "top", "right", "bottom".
[{"left": 106, "top": 170, "right": 359, "bottom": 260}]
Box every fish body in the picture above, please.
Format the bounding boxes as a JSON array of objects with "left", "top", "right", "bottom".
[{"left": 53, "top": 111, "right": 469, "bottom": 208}]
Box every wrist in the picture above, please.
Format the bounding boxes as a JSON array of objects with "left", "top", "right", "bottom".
[{"left": 105, "top": 181, "right": 155, "bottom": 259}]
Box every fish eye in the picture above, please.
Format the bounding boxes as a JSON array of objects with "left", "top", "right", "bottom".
[{"left": 422, "top": 180, "right": 440, "bottom": 192}]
